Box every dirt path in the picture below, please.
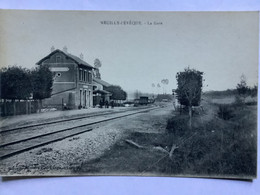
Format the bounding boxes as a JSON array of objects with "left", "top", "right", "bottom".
[{"left": 72, "top": 103, "right": 174, "bottom": 175}]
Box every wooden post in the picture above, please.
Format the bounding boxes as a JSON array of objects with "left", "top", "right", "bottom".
[
  {"left": 3, "top": 99, "right": 7, "bottom": 116},
  {"left": 188, "top": 106, "right": 192, "bottom": 130},
  {"left": 37, "top": 100, "right": 41, "bottom": 113},
  {"left": 25, "top": 100, "right": 28, "bottom": 114}
]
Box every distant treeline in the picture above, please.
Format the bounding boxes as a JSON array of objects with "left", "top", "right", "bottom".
[
  {"left": 156, "top": 94, "right": 173, "bottom": 101},
  {"left": 204, "top": 86, "right": 257, "bottom": 98},
  {"left": 203, "top": 89, "right": 238, "bottom": 97}
]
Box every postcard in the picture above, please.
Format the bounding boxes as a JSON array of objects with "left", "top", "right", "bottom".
[{"left": 0, "top": 10, "right": 258, "bottom": 179}]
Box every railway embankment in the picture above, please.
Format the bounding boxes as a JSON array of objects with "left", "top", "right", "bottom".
[
  {"left": 74, "top": 100, "right": 256, "bottom": 179},
  {"left": 0, "top": 105, "right": 160, "bottom": 175}
]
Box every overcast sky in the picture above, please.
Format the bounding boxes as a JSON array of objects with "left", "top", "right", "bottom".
[{"left": 0, "top": 10, "right": 258, "bottom": 93}]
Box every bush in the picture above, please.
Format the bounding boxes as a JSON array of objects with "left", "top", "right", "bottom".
[
  {"left": 166, "top": 115, "right": 189, "bottom": 136},
  {"left": 217, "top": 104, "right": 234, "bottom": 120},
  {"left": 233, "top": 95, "right": 244, "bottom": 106},
  {"left": 1, "top": 66, "right": 32, "bottom": 100}
]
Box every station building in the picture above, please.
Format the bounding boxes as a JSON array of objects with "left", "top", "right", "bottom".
[
  {"left": 92, "top": 77, "right": 112, "bottom": 107},
  {"left": 36, "top": 47, "right": 95, "bottom": 109}
]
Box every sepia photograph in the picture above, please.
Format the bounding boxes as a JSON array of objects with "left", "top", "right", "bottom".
[{"left": 0, "top": 10, "right": 258, "bottom": 179}]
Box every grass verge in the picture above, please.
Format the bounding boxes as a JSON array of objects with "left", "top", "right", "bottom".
[{"left": 72, "top": 103, "right": 257, "bottom": 179}]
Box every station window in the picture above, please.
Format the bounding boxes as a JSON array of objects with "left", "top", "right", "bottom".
[
  {"left": 56, "top": 72, "right": 61, "bottom": 77},
  {"left": 79, "top": 69, "right": 82, "bottom": 81},
  {"left": 86, "top": 71, "right": 89, "bottom": 82},
  {"left": 88, "top": 72, "right": 92, "bottom": 82},
  {"left": 83, "top": 70, "right": 86, "bottom": 81},
  {"left": 56, "top": 55, "right": 61, "bottom": 63}
]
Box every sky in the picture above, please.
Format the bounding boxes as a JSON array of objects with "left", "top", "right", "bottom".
[{"left": 0, "top": 10, "right": 258, "bottom": 94}]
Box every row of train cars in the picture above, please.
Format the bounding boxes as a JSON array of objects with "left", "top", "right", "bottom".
[{"left": 124, "top": 96, "right": 172, "bottom": 107}]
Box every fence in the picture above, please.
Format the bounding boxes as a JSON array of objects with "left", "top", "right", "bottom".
[{"left": 0, "top": 100, "right": 40, "bottom": 116}]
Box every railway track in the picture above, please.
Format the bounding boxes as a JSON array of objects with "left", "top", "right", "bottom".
[
  {"left": 0, "top": 106, "right": 152, "bottom": 133},
  {"left": 0, "top": 106, "right": 160, "bottom": 160}
]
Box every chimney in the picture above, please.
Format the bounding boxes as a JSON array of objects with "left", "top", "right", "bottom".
[
  {"left": 51, "top": 46, "right": 55, "bottom": 52},
  {"left": 80, "top": 53, "right": 84, "bottom": 60},
  {"left": 63, "top": 46, "right": 68, "bottom": 53}
]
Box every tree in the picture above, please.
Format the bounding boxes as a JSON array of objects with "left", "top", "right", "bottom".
[
  {"left": 0, "top": 66, "right": 32, "bottom": 100},
  {"left": 94, "top": 58, "right": 102, "bottom": 79},
  {"left": 176, "top": 67, "right": 203, "bottom": 129},
  {"left": 94, "top": 58, "right": 102, "bottom": 68},
  {"left": 249, "top": 85, "right": 258, "bottom": 97},
  {"left": 0, "top": 66, "right": 32, "bottom": 115},
  {"left": 236, "top": 74, "right": 249, "bottom": 101},
  {"left": 31, "top": 64, "right": 53, "bottom": 111},
  {"left": 105, "top": 85, "right": 127, "bottom": 101},
  {"left": 161, "top": 79, "right": 169, "bottom": 94}
]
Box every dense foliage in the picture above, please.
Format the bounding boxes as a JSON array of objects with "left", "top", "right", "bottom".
[
  {"left": 249, "top": 85, "right": 258, "bottom": 97},
  {"left": 236, "top": 75, "right": 248, "bottom": 97},
  {"left": 105, "top": 85, "right": 127, "bottom": 100},
  {"left": 236, "top": 75, "right": 257, "bottom": 98},
  {"left": 166, "top": 102, "right": 257, "bottom": 177},
  {"left": 94, "top": 59, "right": 102, "bottom": 79},
  {"left": 31, "top": 65, "right": 53, "bottom": 100},
  {"left": 176, "top": 68, "right": 203, "bottom": 107},
  {"left": 0, "top": 65, "right": 53, "bottom": 100},
  {"left": 0, "top": 66, "right": 32, "bottom": 100},
  {"left": 94, "top": 58, "right": 102, "bottom": 68}
]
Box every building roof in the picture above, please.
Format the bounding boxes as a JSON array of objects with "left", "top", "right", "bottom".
[
  {"left": 93, "top": 77, "right": 111, "bottom": 87},
  {"left": 93, "top": 89, "right": 112, "bottom": 95},
  {"left": 36, "top": 49, "right": 95, "bottom": 69}
]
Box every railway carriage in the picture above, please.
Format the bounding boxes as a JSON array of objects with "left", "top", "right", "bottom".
[{"left": 134, "top": 96, "right": 154, "bottom": 106}]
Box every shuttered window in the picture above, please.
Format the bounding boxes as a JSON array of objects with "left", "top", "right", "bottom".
[
  {"left": 86, "top": 71, "right": 88, "bottom": 82},
  {"left": 79, "top": 69, "right": 83, "bottom": 81},
  {"left": 88, "top": 72, "right": 92, "bottom": 83},
  {"left": 83, "top": 70, "right": 86, "bottom": 81}
]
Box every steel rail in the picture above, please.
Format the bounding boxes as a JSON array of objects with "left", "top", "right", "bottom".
[
  {"left": 0, "top": 106, "right": 160, "bottom": 160},
  {"left": 0, "top": 106, "right": 153, "bottom": 134}
]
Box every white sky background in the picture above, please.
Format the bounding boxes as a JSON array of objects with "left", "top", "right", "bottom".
[{"left": 0, "top": 10, "right": 258, "bottom": 94}]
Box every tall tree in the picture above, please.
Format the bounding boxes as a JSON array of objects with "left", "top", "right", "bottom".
[
  {"left": 94, "top": 58, "right": 102, "bottom": 68},
  {"left": 0, "top": 66, "right": 32, "bottom": 115},
  {"left": 94, "top": 58, "right": 102, "bottom": 79},
  {"left": 176, "top": 67, "right": 203, "bottom": 129},
  {"left": 31, "top": 64, "right": 53, "bottom": 111},
  {"left": 0, "top": 66, "right": 32, "bottom": 100},
  {"left": 236, "top": 74, "right": 249, "bottom": 101},
  {"left": 105, "top": 85, "right": 127, "bottom": 101}
]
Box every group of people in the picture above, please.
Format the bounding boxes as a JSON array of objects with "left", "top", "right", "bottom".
[{"left": 99, "top": 99, "right": 114, "bottom": 108}]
